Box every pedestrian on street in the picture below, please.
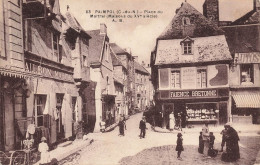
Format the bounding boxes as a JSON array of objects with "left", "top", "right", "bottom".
[
  {"left": 118, "top": 117, "right": 126, "bottom": 136},
  {"left": 169, "top": 112, "right": 175, "bottom": 131},
  {"left": 222, "top": 122, "right": 240, "bottom": 162},
  {"left": 139, "top": 116, "right": 146, "bottom": 139},
  {"left": 38, "top": 137, "right": 50, "bottom": 165},
  {"left": 202, "top": 122, "right": 210, "bottom": 158},
  {"left": 176, "top": 132, "right": 184, "bottom": 160},
  {"left": 198, "top": 131, "right": 204, "bottom": 154},
  {"left": 220, "top": 124, "right": 228, "bottom": 152}
]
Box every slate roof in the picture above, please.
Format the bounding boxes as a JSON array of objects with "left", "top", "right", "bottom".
[
  {"left": 110, "top": 48, "right": 126, "bottom": 70},
  {"left": 110, "top": 43, "right": 132, "bottom": 59},
  {"left": 134, "top": 61, "right": 149, "bottom": 75},
  {"left": 155, "top": 35, "right": 232, "bottom": 65},
  {"left": 222, "top": 25, "right": 260, "bottom": 53},
  {"left": 87, "top": 30, "right": 105, "bottom": 64},
  {"left": 157, "top": 2, "right": 224, "bottom": 40}
]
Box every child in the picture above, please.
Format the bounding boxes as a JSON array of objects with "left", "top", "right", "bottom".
[
  {"left": 220, "top": 125, "right": 228, "bottom": 152},
  {"left": 38, "top": 137, "right": 50, "bottom": 165},
  {"left": 198, "top": 131, "right": 204, "bottom": 154},
  {"left": 209, "top": 132, "right": 215, "bottom": 149},
  {"left": 208, "top": 132, "right": 218, "bottom": 157},
  {"left": 176, "top": 133, "right": 184, "bottom": 160}
]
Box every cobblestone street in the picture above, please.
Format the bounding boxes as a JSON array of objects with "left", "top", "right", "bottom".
[{"left": 59, "top": 113, "right": 260, "bottom": 165}]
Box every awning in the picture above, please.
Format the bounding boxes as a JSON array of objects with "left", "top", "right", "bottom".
[
  {"left": 233, "top": 95, "right": 260, "bottom": 108},
  {"left": 0, "top": 67, "right": 42, "bottom": 79}
]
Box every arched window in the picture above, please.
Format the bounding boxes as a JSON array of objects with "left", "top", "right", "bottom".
[{"left": 182, "top": 17, "right": 190, "bottom": 25}]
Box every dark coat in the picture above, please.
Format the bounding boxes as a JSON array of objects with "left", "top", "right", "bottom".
[
  {"left": 226, "top": 127, "right": 240, "bottom": 160},
  {"left": 119, "top": 120, "right": 125, "bottom": 135},
  {"left": 139, "top": 120, "right": 146, "bottom": 130},
  {"left": 176, "top": 137, "right": 184, "bottom": 151}
]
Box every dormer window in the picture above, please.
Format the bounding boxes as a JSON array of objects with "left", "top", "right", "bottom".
[
  {"left": 180, "top": 36, "right": 194, "bottom": 55},
  {"left": 182, "top": 17, "right": 190, "bottom": 25}
]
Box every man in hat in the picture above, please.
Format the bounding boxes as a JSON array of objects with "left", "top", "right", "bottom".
[
  {"left": 139, "top": 116, "right": 147, "bottom": 138},
  {"left": 220, "top": 123, "right": 228, "bottom": 152}
]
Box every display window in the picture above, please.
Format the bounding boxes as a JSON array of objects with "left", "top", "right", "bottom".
[{"left": 186, "top": 103, "right": 217, "bottom": 121}]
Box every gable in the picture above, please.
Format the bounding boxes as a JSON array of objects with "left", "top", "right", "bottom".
[{"left": 157, "top": 2, "right": 224, "bottom": 40}]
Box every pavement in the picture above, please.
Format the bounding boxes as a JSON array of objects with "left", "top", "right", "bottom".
[{"left": 33, "top": 112, "right": 260, "bottom": 165}]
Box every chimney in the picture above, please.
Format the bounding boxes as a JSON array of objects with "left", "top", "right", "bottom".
[
  {"left": 203, "top": 0, "right": 219, "bottom": 26},
  {"left": 100, "top": 23, "right": 107, "bottom": 34},
  {"left": 254, "top": 0, "right": 260, "bottom": 11},
  {"left": 124, "top": 47, "right": 131, "bottom": 54}
]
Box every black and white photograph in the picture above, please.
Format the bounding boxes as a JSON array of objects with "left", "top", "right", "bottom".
[{"left": 0, "top": 0, "right": 260, "bottom": 164}]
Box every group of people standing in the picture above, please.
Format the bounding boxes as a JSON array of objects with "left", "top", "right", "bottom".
[{"left": 199, "top": 122, "right": 240, "bottom": 162}]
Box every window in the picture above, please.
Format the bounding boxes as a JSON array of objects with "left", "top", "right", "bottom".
[
  {"left": 83, "top": 55, "right": 87, "bottom": 67},
  {"left": 56, "top": 94, "right": 64, "bottom": 137},
  {"left": 183, "top": 42, "right": 192, "bottom": 54},
  {"left": 197, "top": 69, "right": 207, "bottom": 88},
  {"left": 72, "top": 97, "right": 77, "bottom": 121},
  {"left": 52, "top": 33, "right": 62, "bottom": 63},
  {"left": 170, "top": 70, "right": 180, "bottom": 88},
  {"left": 159, "top": 68, "right": 169, "bottom": 88},
  {"left": 34, "top": 95, "right": 46, "bottom": 127},
  {"left": 182, "top": 17, "right": 190, "bottom": 25},
  {"left": 15, "top": 89, "right": 27, "bottom": 118},
  {"left": 241, "top": 64, "right": 254, "bottom": 85}
]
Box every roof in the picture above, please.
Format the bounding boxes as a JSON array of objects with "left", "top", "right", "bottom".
[
  {"left": 221, "top": 24, "right": 260, "bottom": 53},
  {"left": 110, "top": 43, "right": 132, "bottom": 59},
  {"left": 110, "top": 48, "right": 126, "bottom": 70},
  {"left": 232, "top": 10, "right": 260, "bottom": 25},
  {"left": 87, "top": 30, "right": 105, "bottom": 64},
  {"left": 155, "top": 35, "right": 232, "bottom": 65},
  {"left": 157, "top": 2, "right": 224, "bottom": 40},
  {"left": 62, "top": 11, "right": 91, "bottom": 38},
  {"left": 134, "top": 61, "right": 149, "bottom": 75}
]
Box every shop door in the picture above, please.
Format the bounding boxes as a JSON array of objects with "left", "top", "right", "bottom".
[
  {"left": 219, "top": 102, "right": 228, "bottom": 124},
  {"left": 56, "top": 94, "right": 64, "bottom": 141},
  {"left": 0, "top": 91, "right": 4, "bottom": 151},
  {"left": 162, "top": 104, "right": 174, "bottom": 129}
]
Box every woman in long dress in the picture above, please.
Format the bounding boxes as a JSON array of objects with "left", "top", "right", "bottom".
[
  {"left": 38, "top": 137, "right": 50, "bottom": 165},
  {"left": 169, "top": 112, "right": 175, "bottom": 131},
  {"left": 225, "top": 124, "right": 240, "bottom": 161}
]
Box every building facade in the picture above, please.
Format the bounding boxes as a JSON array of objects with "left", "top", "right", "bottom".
[
  {"left": 151, "top": 2, "right": 232, "bottom": 128},
  {"left": 110, "top": 43, "right": 135, "bottom": 115},
  {"left": 220, "top": 0, "right": 260, "bottom": 124},
  {"left": 134, "top": 60, "right": 150, "bottom": 111},
  {"left": 87, "top": 24, "right": 116, "bottom": 132}
]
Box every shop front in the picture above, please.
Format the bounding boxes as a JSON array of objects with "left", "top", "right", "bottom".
[
  {"left": 158, "top": 88, "right": 229, "bottom": 128},
  {"left": 231, "top": 90, "right": 260, "bottom": 124}
]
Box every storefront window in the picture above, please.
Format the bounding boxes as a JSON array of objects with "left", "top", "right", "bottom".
[
  {"left": 197, "top": 69, "right": 207, "bottom": 88},
  {"left": 159, "top": 68, "right": 169, "bottom": 88},
  {"left": 241, "top": 64, "right": 254, "bottom": 85},
  {"left": 170, "top": 70, "right": 180, "bottom": 89},
  {"left": 186, "top": 103, "right": 217, "bottom": 121},
  {"left": 34, "top": 95, "right": 46, "bottom": 127}
]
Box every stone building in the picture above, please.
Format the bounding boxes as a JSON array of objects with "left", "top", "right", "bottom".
[
  {"left": 110, "top": 43, "right": 135, "bottom": 115},
  {"left": 150, "top": 2, "right": 232, "bottom": 128},
  {"left": 87, "top": 24, "right": 116, "bottom": 132},
  {"left": 220, "top": 0, "right": 260, "bottom": 124}
]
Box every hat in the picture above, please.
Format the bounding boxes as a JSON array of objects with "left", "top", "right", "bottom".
[
  {"left": 225, "top": 122, "right": 232, "bottom": 127},
  {"left": 177, "top": 133, "right": 182, "bottom": 137},
  {"left": 142, "top": 116, "right": 146, "bottom": 119},
  {"left": 41, "top": 137, "right": 47, "bottom": 142}
]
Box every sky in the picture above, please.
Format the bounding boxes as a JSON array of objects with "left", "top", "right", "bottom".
[{"left": 59, "top": 0, "right": 253, "bottom": 64}]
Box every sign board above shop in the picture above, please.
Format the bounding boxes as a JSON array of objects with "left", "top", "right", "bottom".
[
  {"left": 159, "top": 88, "right": 229, "bottom": 99},
  {"left": 25, "top": 61, "right": 74, "bottom": 82},
  {"left": 235, "top": 52, "right": 260, "bottom": 64}
]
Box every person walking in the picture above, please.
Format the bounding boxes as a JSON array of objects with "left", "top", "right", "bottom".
[
  {"left": 139, "top": 116, "right": 146, "bottom": 139},
  {"left": 176, "top": 133, "right": 184, "bottom": 160},
  {"left": 202, "top": 122, "right": 210, "bottom": 158},
  {"left": 198, "top": 131, "right": 204, "bottom": 154},
  {"left": 118, "top": 117, "right": 126, "bottom": 136},
  {"left": 220, "top": 124, "right": 228, "bottom": 152}
]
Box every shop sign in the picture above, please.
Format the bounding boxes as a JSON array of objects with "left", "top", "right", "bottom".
[
  {"left": 25, "top": 61, "right": 73, "bottom": 82},
  {"left": 235, "top": 52, "right": 260, "bottom": 64},
  {"left": 160, "top": 89, "right": 218, "bottom": 99},
  {"left": 181, "top": 67, "right": 197, "bottom": 89}
]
